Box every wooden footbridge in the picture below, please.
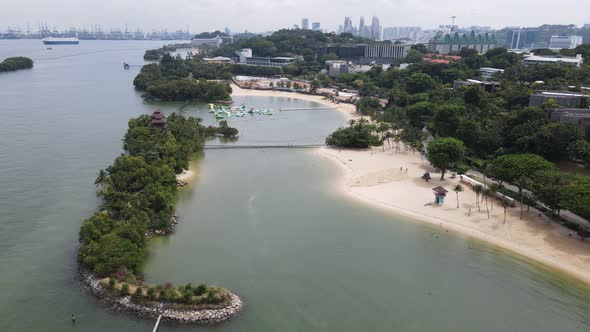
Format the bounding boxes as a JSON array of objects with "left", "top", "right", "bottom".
[
  {"left": 204, "top": 144, "right": 324, "bottom": 150},
  {"left": 279, "top": 107, "right": 336, "bottom": 112}
]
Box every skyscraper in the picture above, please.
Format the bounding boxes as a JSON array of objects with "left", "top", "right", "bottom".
[
  {"left": 371, "top": 16, "right": 381, "bottom": 40},
  {"left": 301, "top": 18, "right": 309, "bottom": 30},
  {"left": 359, "top": 17, "right": 365, "bottom": 37},
  {"left": 312, "top": 22, "right": 321, "bottom": 31},
  {"left": 343, "top": 17, "right": 354, "bottom": 34}
]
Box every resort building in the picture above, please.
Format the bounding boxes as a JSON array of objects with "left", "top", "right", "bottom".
[
  {"left": 428, "top": 31, "right": 497, "bottom": 55},
  {"left": 523, "top": 53, "right": 584, "bottom": 67},
  {"left": 318, "top": 43, "right": 410, "bottom": 64},
  {"left": 549, "top": 108, "right": 590, "bottom": 130},
  {"left": 549, "top": 35, "right": 583, "bottom": 50},
  {"left": 325, "top": 60, "right": 349, "bottom": 77},
  {"left": 529, "top": 91, "right": 589, "bottom": 108},
  {"left": 235, "top": 48, "right": 295, "bottom": 68},
  {"left": 480, "top": 67, "right": 505, "bottom": 80},
  {"left": 453, "top": 79, "right": 501, "bottom": 93},
  {"left": 203, "top": 56, "right": 233, "bottom": 64},
  {"left": 191, "top": 35, "right": 232, "bottom": 48}
]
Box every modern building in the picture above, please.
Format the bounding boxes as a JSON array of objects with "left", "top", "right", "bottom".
[
  {"left": 370, "top": 16, "right": 381, "bottom": 40},
  {"left": 549, "top": 35, "right": 583, "bottom": 50},
  {"left": 480, "top": 67, "right": 505, "bottom": 79},
  {"left": 191, "top": 35, "right": 232, "bottom": 48},
  {"left": 382, "top": 26, "right": 422, "bottom": 42},
  {"left": 203, "top": 56, "right": 233, "bottom": 64},
  {"left": 428, "top": 31, "right": 497, "bottom": 55},
  {"left": 343, "top": 17, "right": 355, "bottom": 34},
  {"left": 523, "top": 53, "right": 584, "bottom": 67},
  {"left": 529, "top": 91, "right": 589, "bottom": 108},
  {"left": 318, "top": 43, "right": 410, "bottom": 64},
  {"left": 549, "top": 108, "right": 590, "bottom": 130},
  {"left": 325, "top": 60, "right": 349, "bottom": 77},
  {"left": 236, "top": 48, "right": 295, "bottom": 68},
  {"left": 453, "top": 79, "right": 501, "bottom": 92},
  {"left": 504, "top": 28, "right": 540, "bottom": 50},
  {"left": 312, "top": 22, "right": 321, "bottom": 31},
  {"left": 302, "top": 18, "right": 309, "bottom": 30},
  {"left": 584, "top": 24, "right": 590, "bottom": 29}
]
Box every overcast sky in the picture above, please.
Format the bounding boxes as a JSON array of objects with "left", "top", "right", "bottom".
[{"left": 3, "top": 0, "right": 590, "bottom": 32}]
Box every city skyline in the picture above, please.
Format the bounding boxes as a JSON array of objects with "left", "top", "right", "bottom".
[{"left": 2, "top": 0, "right": 590, "bottom": 33}]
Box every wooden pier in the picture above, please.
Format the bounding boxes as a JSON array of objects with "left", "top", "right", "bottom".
[{"left": 204, "top": 144, "right": 324, "bottom": 150}]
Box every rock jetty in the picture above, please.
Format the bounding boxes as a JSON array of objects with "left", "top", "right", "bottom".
[{"left": 80, "top": 270, "right": 244, "bottom": 324}]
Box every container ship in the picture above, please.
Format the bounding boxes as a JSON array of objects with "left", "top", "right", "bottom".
[{"left": 42, "top": 37, "right": 80, "bottom": 45}]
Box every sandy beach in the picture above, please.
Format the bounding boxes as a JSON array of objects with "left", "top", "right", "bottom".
[
  {"left": 231, "top": 84, "right": 359, "bottom": 121},
  {"left": 230, "top": 86, "right": 590, "bottom": 284}
]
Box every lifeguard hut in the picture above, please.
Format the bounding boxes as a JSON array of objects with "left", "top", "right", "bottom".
[{"left": 432, "top": 186, "right": 448, "bottom": 204}]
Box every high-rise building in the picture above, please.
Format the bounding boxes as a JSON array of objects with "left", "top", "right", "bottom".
[
  {"left": 370, "top": 16, "right": 381, "bottom": 40},
  {"left": 359, "top": 17, "right": 365, "bottom": 37},
  {"left": 343, "top": 17, "right": 354, "bottom": 34},
  {"left": 312, "top": 22, "right": 321, "bottom": 31},
  {"left": 302, "top": 18, "right": 309, "bottom": 30},
  {"left": 584, "top": 24, "right": 590, "bottom": 29},
  {"left": 504, "top": 28, "right": 539, "bottom": 50},
  {"left": 549, "top": 35, "right": 583, "bottom": 49}
]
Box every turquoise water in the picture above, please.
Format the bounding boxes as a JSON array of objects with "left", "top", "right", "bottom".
[{"left": 0, "top": 40, "right": 589, "bottom": 332}]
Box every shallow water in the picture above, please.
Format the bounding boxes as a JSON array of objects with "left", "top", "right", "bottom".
[{"left": 0, "top": 40, "right": 589, "bottom": 332}]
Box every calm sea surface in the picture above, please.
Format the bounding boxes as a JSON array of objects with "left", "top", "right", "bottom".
[{"left": 0, "top": 40, "right": 589, "bottom": 332}]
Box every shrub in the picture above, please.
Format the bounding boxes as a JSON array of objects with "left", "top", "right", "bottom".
[
  {"left": 121, "top": 283, "right": 130, "bottom": 295},
  {"left": 108, "top": 277, "right": 116, "bottom": 289},
  {"left": 194, "top": 284, "right": 207, "bottom": 296},
  {"left": 147, "top": 287, "right": 157, "bottom": 300}
]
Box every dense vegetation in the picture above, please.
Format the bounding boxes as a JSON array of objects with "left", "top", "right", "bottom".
[
  {"left": 325, "top": 119, "right": 380, "bottom": 149},
  {"left": 321, "top": 42, "right": 590, "bottom": 231},
  {"left": 0, "top": 56, "right": 33, "bottom": 72},
  {"left": 78, "top": 113, "right": 237, "bottom": 300},
  {"left": 133, "top": 53, "right": 232, "bottom": 101}
]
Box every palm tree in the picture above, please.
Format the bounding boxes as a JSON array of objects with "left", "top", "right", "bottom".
[
  {"left": 514, "top": 176, "right": 532, "bottom": 219},
  {"left": 95, "top": 169, "right": 109, "bottom": 191},
  {"left": 500, "top": 198, "right": 512, "bottom": 224},
  {"left": 453, "top": 184, "right": 464, "bottom": 208},
  {"left": 483, "top": 188, "right": 494, "bottom": 219},
  {"left": 473, "top": 184, "right": 483, "bottom": 211}
]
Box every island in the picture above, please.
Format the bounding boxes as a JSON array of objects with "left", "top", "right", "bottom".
[
  {"left": 0, "top": 56, "right": 33, "bottom": 72},
  {"left": 79, "top": 111, "right": 242, "bottom": 323}
]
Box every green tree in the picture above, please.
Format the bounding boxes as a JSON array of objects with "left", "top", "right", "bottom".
[
  {"left": 406, "top": 73, "right": 436, "bottom": 94},
  {"left": 488, "top": 154, "right": 555, "bottom": 195},
  {"left": 427, "top": 137, "right": 465, "bottom": 180}
]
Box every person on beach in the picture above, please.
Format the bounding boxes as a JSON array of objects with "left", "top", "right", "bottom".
[{"left": 72, "top": 314, "right": 76, "bottom": 324}]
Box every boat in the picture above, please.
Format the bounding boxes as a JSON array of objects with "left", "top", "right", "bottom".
[{"left": 42, "top": 37, "right": 80, "bottom": 45}]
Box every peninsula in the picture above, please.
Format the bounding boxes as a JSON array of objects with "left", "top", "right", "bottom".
[
  {"left": 78, "top": 111, "right": 242, "bottom": 323},
  {"left": 0, "top": 56, "right": 33, "bottom": 72}
]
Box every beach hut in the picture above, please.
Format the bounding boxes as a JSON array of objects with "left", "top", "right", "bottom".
[{"left": 432, "top": 186, "right": 448, "bottom": 204}]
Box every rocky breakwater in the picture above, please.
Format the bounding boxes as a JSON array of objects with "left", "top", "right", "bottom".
[{"left": 80, "top": 270, "right": 244, "bottom": 324}]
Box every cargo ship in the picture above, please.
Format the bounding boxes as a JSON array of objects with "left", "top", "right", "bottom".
[{"left": 42, "top": 37, "right": 80, "bottom": 45}]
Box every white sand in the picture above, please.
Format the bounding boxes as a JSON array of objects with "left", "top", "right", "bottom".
[
  {"left": 176, "top": 169, "right": 195, "bottom": 183},
  {"left": 318, "top": 147, "right": 590, "bottom": 284}
]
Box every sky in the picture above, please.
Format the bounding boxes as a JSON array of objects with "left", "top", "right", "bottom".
[{"left": 2, "top": 0, "right": 590, "bottom": 33}]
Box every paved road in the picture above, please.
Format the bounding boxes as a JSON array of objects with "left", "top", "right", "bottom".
[{"left": 467, "top": 170, "right": 590, "bottom": 228}]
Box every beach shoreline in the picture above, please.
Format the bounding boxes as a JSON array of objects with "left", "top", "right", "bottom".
[{"left": 230, "top": 86, "right": 590, "bottom": 284}]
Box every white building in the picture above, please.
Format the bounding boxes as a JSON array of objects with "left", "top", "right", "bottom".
[
  {"left": 523, "top": 53, "right": 584, "bottom": 67},
  {"left": 549, "top": 36, "right": 583, "bottom": 50},
  {"left": 480, "top": 67, "right": 505, "bottom": 80}
]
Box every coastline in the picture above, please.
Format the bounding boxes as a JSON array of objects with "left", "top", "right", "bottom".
[
  {"left": 80, "top": 268, "right": 244, "bottom": 324},
  {"left": 229, "top": 86, "right": 590, "bottom": 284}
]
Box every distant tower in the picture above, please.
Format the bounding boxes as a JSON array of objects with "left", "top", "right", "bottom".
[
  {"left": 451, "top": 16, "right": 457, "bottom": 32},
  {"left": 343, "top": 17, "right": 353, "bottom": 34},
  {"left": 371, "top": 16, "right": 381, "bottom": 40},
  {"left": 302, "top": 18, "right": 309, "bottom": 30},
  {"left": 359, "top": 16, "right": 365, "bottom": 37},
  {"left": 312, "top": 22, "right": 321, "bottom": 31}
]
